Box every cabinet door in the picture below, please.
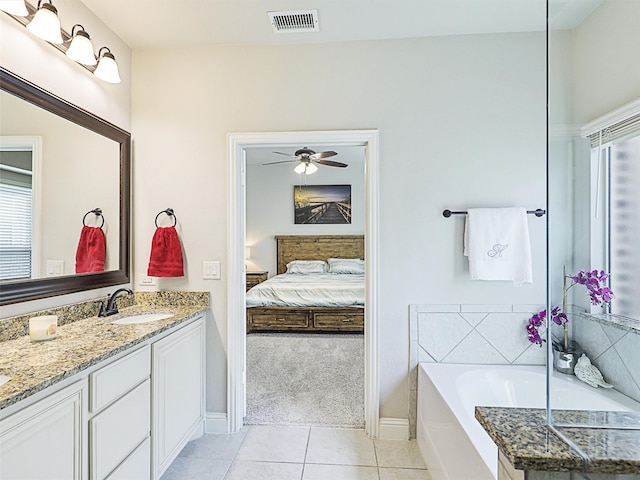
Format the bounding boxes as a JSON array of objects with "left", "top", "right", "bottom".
[
  {"left": 152, "top": 318, "right": 205, "bottom": 479},
  {"left": 0, "top": 380, "right": 85, "bottom": 480}
]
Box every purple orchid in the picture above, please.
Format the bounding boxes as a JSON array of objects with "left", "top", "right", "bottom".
[{"left": 526, "top": 269, "right": 613, "bottom": 348}]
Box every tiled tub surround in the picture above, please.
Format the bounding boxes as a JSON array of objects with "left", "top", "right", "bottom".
[
  {"left": 572, "top": 313, "right": 640, "bottom": 404},
  {"left": 0, "top": 291, "right": 209, "bottom": 411},
  {"left": 476, "top": 407, "right": 640, "bottom": 478},
  {"left": 408, "top": 304, "right": 547, "bottom": 438}
]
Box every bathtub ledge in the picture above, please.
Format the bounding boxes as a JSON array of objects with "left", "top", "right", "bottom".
[{"left": 475, "top": 406, "right": 640, "bottom": 475}]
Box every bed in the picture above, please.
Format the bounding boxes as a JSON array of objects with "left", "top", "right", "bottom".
[{"left": 246, "top": 235, "right": 365, "bottom": 333}]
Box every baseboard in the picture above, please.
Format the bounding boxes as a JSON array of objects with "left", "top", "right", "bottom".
[
  {"left": 205, "top": 412, "right": 228, "bottom": 434},
  {"left": 378, "top": 417, "right": 410, "bottom": 441}
]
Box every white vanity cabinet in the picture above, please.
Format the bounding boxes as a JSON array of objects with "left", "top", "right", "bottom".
[
  {"left": 0, "top": 380, "right": 86, "bottom": 480},
  {"left": 89, "top": 345, "right": 151, "bottom": 480},
  {"left": 0, "top": 312, "right": 206, "bottom": 480},
  {"left": 152, "top": 318, "right": 205, "bottom": 479}
]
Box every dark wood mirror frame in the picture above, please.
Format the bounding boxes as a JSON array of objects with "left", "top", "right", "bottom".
[{"left": 0, "top": 68, "right": 130, "bottom": 305}]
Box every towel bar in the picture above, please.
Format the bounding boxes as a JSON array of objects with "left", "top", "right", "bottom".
[
  {"left": 155, "top": 208, "right": 177, "bottom": 227},
  {"left": 442, "top": 208, "right": 546, "bottom": 218},
  {"left": 82, "top": 208, "right": 104, "bottom": 228}
]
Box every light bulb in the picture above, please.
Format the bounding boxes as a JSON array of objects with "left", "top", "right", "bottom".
[
  {"left": 66, "top": 25, "right": 96, "bottom": 66},
  {"left": 305, "top": 163, "right": 318, "bottom": 174},
  {"left": 26, "top": 1, "right": 63, "bottom": 44},
  {"left": 294, "top": 162, "right": 306, "bottom": 174},
  {"left": 94, "top": 47, "right": 121, "bottom": 83},
  {"left": 0, "top": 0, "right": 28, "bottom": 16}
]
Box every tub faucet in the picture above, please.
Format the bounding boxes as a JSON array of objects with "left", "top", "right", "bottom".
[{"left": 98, "top": 288, "right": 133, "bottom": 317}]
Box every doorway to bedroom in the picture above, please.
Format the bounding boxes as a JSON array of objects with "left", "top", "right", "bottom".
[
  {"left": 244, "top": 145, "right": 366, "bottom": 427},
  {"left": 227, "top": 130, "right": 379, "bottom": 436}
]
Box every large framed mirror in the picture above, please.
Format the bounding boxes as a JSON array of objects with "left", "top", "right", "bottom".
[{"left": 0, "top": 67, "right": 130, "bottom": 305}]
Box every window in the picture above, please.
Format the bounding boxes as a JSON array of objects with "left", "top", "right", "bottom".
[
  {"left": 0, "top": 158, "right": 33, "bottom": 281},
  {"left": 609, "top": 135, "right": 640, "bottom": 319}
]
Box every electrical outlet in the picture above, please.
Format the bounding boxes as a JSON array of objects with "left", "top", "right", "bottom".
[
  {"left": 138, "top": 275, "right": 157, "bottom": 286},
  {"left": 203, "top": 261, "right": 221, "bottom": 280}
]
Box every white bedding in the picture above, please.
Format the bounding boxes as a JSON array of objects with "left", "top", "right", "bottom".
[{"left": 246, "top": 273, "right": 365, "bottom": 308}]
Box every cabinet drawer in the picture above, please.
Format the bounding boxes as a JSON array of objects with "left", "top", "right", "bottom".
[
  {"left": 90, "top": 379, "right": 151, "bottom": 480},
  {"left": 90, "top": 345, "right": 150, "bottom": 412},
  {"left": 313, "top": 312, "right": 364, "bottom": 330},
  {"left": 106, "top": 436, "right": 151, "bottom": 480},
  {"left": 250, "top": 312, "right": 309, "bottom": 329}
]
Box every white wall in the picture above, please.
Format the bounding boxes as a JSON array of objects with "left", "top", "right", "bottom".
[
  {"left": 0, "top": 0, "right": 132, "bottom": 318},
  {"left": 132, "top": 32, "right": 547, "bottom": 418},
  {"left": 246, "top": 148, "right": 365, "bottom": 275}
]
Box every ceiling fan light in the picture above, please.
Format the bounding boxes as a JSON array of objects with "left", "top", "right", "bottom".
[
  {"left": 66, "top": 25, "right": 96, "bottom": 65},
  {"left": 0, "top": 0, "right": 28, "bottom": 16},
  {"left": 94, "top": 47, "right": 121, "bottom": 83},
  {"left": 305, "top": 163, "right": 318, "bottom": 174},
  {"left": 294, "top": 162, "right": 306, "bottom": 174},
  {"left": 26, "top": 1, "right": 63, "bottom": 44}
]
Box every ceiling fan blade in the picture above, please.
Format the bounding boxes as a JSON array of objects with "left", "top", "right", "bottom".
[
  {"left": 262, "top": 160, "right": 298, "bottom": 165},
  {"left": 315, "top": 159, "right": 348, "bottom": 168},
  {"left": 310, "top": 150, "right": 338, "bottom": 159},
  {"left": 272, "top": 151, "right": 297, "bottom": 158}
]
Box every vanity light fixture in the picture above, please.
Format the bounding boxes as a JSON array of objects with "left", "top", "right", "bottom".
[
  {"left": 94, "top": 47, "right": 121, "bottom": 83},
  {"left": 66, "top": 24, "right": 96, "bottom": 66},
  {"left": 26, "top": 0, "right": 63, "bottom": 44},
  {"left": 0, "top": 0, "right": 28, "bottom": 16},
  {"left": 294, "top": 161, "right": 318, "bottom": 175}
]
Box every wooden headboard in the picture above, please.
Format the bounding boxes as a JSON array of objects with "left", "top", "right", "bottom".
[{"left": 275, "top": 235, "right": 365, "bottom": 274}]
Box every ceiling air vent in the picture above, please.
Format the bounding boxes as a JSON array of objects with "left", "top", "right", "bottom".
[{"left": 268, "top": 10, "right": 319, "bottom": 34}]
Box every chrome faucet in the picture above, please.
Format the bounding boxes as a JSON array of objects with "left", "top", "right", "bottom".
[{"left": 98, "top": 288, "right": 133, "bottom": 317}]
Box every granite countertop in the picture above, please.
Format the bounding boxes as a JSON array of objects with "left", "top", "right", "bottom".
[
  {"left": 0, "top": 292, "right": 209, "bottom": 411},
  {"left": 476, "top": 406, "right": 640, "bottom": 474}
]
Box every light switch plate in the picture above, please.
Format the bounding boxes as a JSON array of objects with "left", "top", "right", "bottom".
[
  {"left": 139, "top": 275, "right": 157, "bottom": 286},
  {"left": 203, "top": 261, "right": 221, "bottom": 280},
  {"left": 46, "top": 260, "right": 64, "bottom": 276}
]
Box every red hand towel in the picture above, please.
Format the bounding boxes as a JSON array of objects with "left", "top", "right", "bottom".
[
  {"left": 75, "top": 226, "right": 106, "bottom": 273},
  {"left": 147, "top": 226, "right": 184, "bottom": 277}
]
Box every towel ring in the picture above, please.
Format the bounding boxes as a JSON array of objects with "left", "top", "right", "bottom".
[
  {"left": 82, "top": 208, "right": 104, "bottom": 228},
  {"left": 155, "top": 208, "right": 177, "bottom": 227}
]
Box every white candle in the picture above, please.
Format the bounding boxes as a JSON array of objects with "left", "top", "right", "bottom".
[{"left": 29, "top": 315, "right": 58, "bottom": 342}]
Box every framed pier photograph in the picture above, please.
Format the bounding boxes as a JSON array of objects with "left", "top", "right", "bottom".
[{"left": 293, "top": 185, "right": 352, "bottom": 225}]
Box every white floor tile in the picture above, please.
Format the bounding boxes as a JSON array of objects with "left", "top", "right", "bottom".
[
  {"left": 225, "top": 461, "right": 304, "bottom": 480},
  {"left": 179, "top": 428, "right": 249, "bottom": 460},
  {"left": 379, "top": 468, "right": 433, "bottom": 480},
  {"left": 306, "top": 427, "right": 377, "bottom": 466},
  {"left": 234, "top": 425, "right": 310, "bottom": 463},
  {"left": 374, "top": 439, "right": 427, "bottom": 469},
  {"left": 160, "top": 457, "right": 231, "bottom": 480},
  {"left": 302, "top": 463, "right": 379, "bottom": 480}
]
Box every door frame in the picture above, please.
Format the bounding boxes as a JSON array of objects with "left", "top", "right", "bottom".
[{"left": 227, "top": 129, "right": 380, "bottom": 436}]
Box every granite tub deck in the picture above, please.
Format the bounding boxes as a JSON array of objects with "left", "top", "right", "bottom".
[
  {"left": 476, "top": 407, "right": 640, "bottom": 475},
  {"left": 0, "top": 292, "right": 209, "bottom": 411}
]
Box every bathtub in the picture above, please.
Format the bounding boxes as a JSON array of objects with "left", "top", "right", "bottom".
[{"left": 416, "top": 363, "right": 640, "bottom": 480}]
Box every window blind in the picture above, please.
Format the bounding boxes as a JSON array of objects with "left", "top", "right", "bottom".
[
  {"left": 588, "top": 112, "right": 640, "bottom": 148},
  {"left": 0, "top": 183, "right": 32, "bottom": 280}
]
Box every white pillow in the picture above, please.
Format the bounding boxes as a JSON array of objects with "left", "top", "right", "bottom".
[
  {"left": 286, "top": 260, "right": 327, "bottom": 274},
  {"left": 327, "top": 258, "right": 365, "bottom": 274}
]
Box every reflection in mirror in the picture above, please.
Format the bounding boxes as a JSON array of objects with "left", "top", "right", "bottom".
[
  {"left": 0, "top": 68, "right": 130, "bottom": 305},
  {"left": 1, "top": 91, "right": 120, "bottom": 281}
]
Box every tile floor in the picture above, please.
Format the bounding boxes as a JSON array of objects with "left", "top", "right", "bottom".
[{"left": 161, "top": 425, "right": 432, "bottom": 479}]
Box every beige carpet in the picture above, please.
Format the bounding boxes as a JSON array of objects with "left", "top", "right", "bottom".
[{"left": 245, "top": 333, "right": 365, "bottom": 428}]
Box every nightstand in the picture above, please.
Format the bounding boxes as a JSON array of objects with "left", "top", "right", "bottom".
[{"left": 246, "top": 271, "right": 268, "bottom": 291}]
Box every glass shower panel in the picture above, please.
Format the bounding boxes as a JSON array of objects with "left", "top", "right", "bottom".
[{"left": 547, "top": 0, "right": 640, "bottom": 436}]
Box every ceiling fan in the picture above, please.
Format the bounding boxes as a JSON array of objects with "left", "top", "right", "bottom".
[{"left": 263, "top": 147, "right": 348, "bottom": 174}]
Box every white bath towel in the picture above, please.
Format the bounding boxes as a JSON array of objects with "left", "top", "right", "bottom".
[{"left": 463, "top": 207, "right": 533, "bottom": 284}]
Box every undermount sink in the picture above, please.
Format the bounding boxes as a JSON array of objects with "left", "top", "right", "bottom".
[
  {"left": 111, "top": 313, "right": 174, "bottom": 325},
  {"left": 0, "top": 375, "right": 11, "bottom": 387}
]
